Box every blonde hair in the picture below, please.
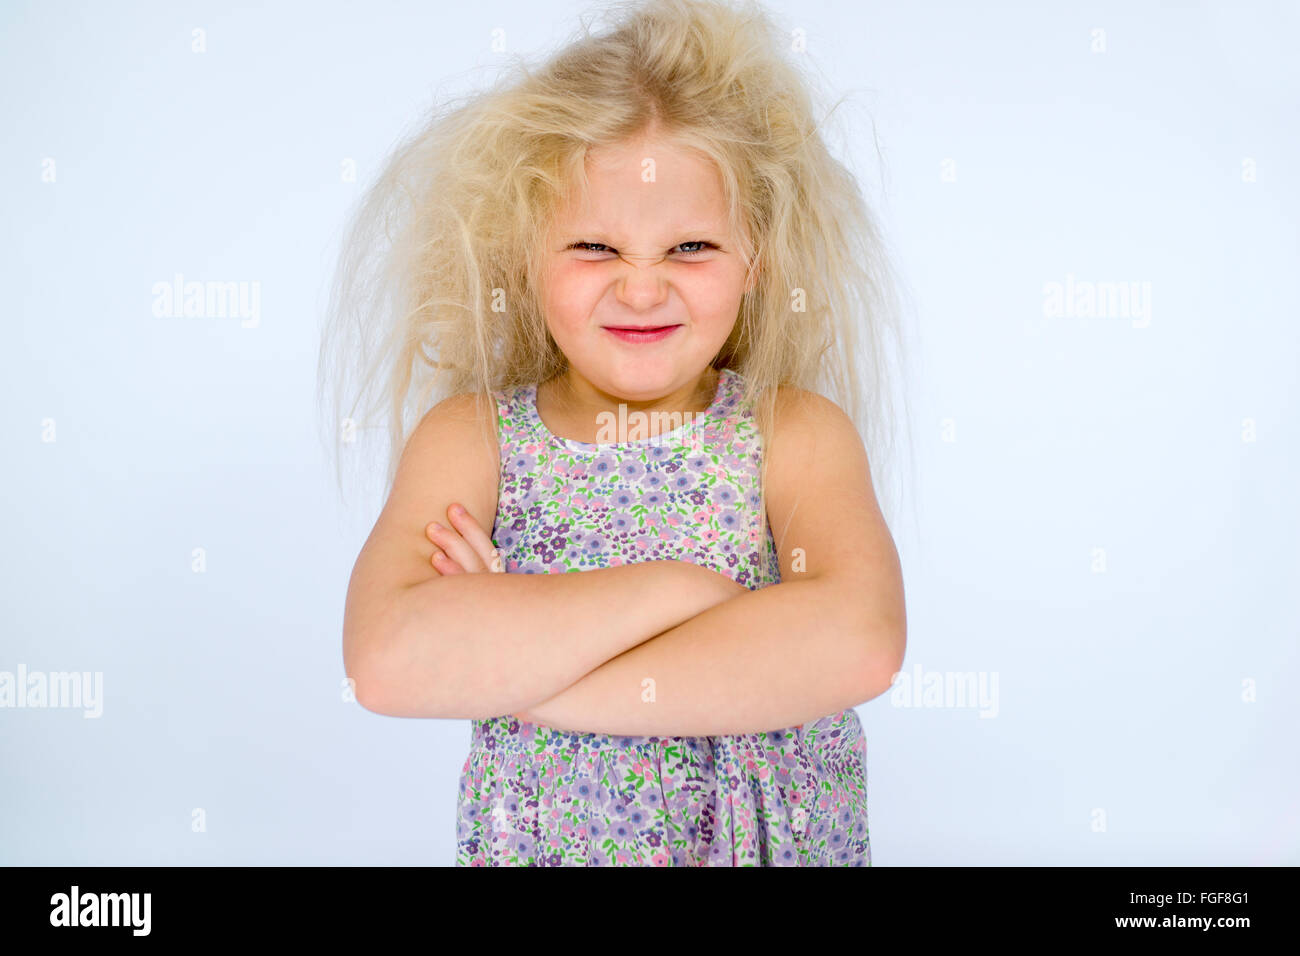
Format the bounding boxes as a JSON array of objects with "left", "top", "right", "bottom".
[{"left": 318, "top": 0, "right": 915, "bottom": 543}]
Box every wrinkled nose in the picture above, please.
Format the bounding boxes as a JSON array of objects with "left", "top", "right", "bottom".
[{"left": 614, "top": 251, "right": 670, "bottom": 267}]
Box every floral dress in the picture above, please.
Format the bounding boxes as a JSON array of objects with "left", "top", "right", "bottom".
[{"left": 455, "top": 366, "right": 871, "bottom": 865}]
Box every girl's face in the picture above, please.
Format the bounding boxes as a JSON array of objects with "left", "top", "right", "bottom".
[{"left": 540, "top": 134, "right": 752, "bottom": 403}]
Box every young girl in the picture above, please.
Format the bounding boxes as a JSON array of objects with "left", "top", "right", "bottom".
[{"left": 320, "top": 0, "right": 910, "bottom": 866}]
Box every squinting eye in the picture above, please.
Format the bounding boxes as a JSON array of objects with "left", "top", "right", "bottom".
[{"left": 674, "top": 241, "right": 718, "bottom": 256}]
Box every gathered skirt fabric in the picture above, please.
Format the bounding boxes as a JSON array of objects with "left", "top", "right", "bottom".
[{"left": 455, "top": 709, "right": 870, "bottom": 866}]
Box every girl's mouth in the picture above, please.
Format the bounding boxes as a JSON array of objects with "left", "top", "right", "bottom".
[{"left": 602, "top": 325, "right": 682, "bottom": 344}]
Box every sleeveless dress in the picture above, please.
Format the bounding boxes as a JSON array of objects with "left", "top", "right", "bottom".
[{"left": 454, "top": 366, "right": 871, "bottom": 866}]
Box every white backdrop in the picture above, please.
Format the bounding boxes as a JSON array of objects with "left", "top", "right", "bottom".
[{"left": 2, "top": 0, "right": 1296, "bottom": 865}]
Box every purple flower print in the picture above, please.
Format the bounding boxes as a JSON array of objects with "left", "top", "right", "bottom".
[
  {"left": 509, "top": 452, "right": 537, "bottom": 472},
  {"left": 641, "top": 489, "right": 666, "bottom": 509},
  {"left": 669, "top": 471, "right": 699, "bottom": 493},
  {"left": 609, "top": 487, "right": 637, "bottom": 509},
  {"left": 710, "top": 483, "right": 739, "bottom": 507},
  {"left": 510, "top": 832, "right": 536, "bottom": 858},
  {"left": 618, "top": 459, "right": 646, "bottom": 481},
  {"left": 589, "top": 453, "right": 620, "bottom": 479}
]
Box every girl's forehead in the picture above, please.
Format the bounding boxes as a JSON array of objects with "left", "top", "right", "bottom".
[{"left": 550, "top": 184, "right": 732, "bottom": 231}]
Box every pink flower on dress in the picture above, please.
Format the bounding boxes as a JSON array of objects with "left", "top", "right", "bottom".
[
  {"left": 651, "top": 851, "right": 672, "bottom": 866},
  {"left": 609, "top": 556, "right": 624, "bottom": 566},
  {"left": 635, "top": 537, "right": 650, "bottom": 551},
  {"left": 701, "top": 529, "right": 719, "bottom": 543}
]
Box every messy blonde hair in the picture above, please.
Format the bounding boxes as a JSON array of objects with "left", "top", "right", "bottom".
[{"left": 318, "top": 0, "right": 914, "bottom": 543}]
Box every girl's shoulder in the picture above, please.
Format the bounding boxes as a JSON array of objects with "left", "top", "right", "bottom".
[{"left": 760, "top": 379, "right": 853, "bottom": 436}]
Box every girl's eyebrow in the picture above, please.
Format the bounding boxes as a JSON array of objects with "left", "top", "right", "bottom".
[
  {"left": 557, "top": 228, "right": 728, "bottom": 241},
  {"left": 559, "top": 219, "right": 728, "bottom": 235}
]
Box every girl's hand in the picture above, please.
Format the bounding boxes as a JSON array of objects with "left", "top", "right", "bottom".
[{"left": 424, "top": 502, "right": 505, "bottom": 575}]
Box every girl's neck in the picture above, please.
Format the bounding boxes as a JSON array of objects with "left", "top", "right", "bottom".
[{"left": 536, "top": 367, "right": 721, "bottom": 444}]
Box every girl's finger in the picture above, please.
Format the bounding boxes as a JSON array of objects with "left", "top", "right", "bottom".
[
  {"left": 425, "top": 521, "right": 478, "bottom": 573},
  {"left": 427, "top": 543, "right": 466, "bottom": 575},
  {"left": 446, "top": 503, "right": 501, "bottom": 572}
]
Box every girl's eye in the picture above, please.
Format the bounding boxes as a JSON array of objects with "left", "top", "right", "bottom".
[
  {"left": 569, "top": 241, "right": 613, "bottom": 254},
  {"left": 674, "top": 241, "right": 717, "bottom": 257}
]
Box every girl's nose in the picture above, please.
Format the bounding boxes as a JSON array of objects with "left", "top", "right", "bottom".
[{"left": 614, "top": 251, "right": 669, "bottom": 266}]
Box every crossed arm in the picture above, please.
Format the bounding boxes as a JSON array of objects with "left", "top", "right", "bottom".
[
  {"left": 515, "top": 569, "right": 895, "bottom": 737},
  {"left": 415, "top": 388, "right": 906, "bottom": 738}
]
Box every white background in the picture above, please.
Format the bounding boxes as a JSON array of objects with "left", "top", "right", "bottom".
[{"left": 2, "top": 0, "right": 1296, "bottom": 864}]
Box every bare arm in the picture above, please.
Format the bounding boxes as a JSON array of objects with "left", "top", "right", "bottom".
[
  {"left": 517, "top": 574, "right": 891, "bottom": 736},
  {"left": 359, "top": 559, "right": 745, "bottom": 719}
]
